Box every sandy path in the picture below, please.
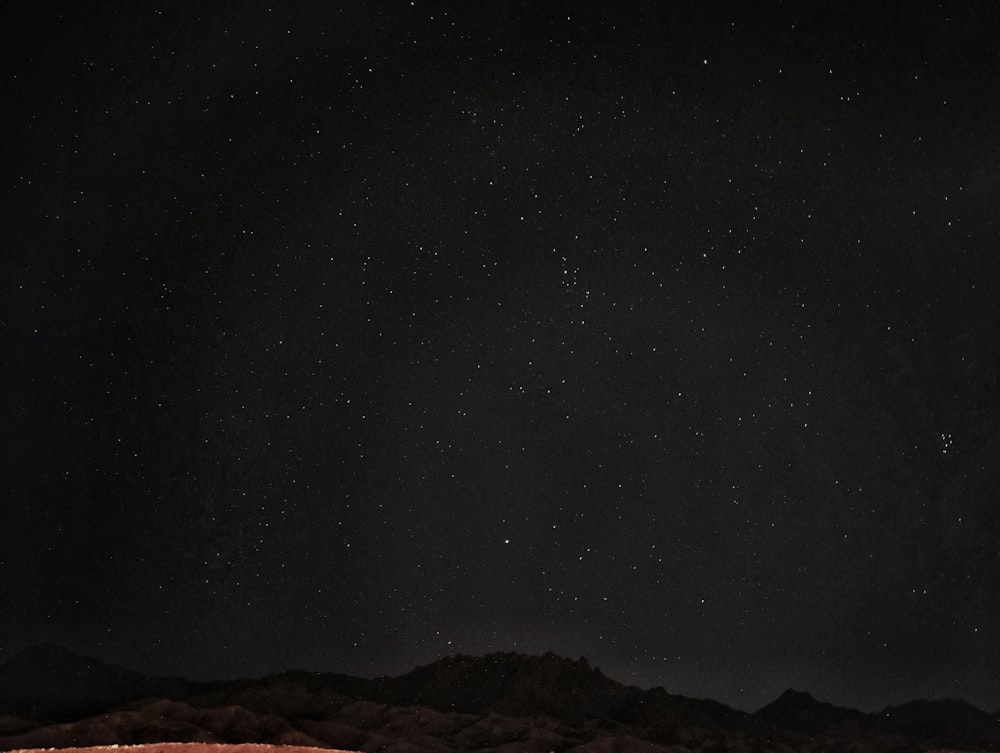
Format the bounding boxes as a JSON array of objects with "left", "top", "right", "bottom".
[{"left": 8, "top": 745, "right": 357, "bottom": 753}]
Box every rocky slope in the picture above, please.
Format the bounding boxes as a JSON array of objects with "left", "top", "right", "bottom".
[{"left": 1, "top": 645, "right": 998, "bottom": 753}]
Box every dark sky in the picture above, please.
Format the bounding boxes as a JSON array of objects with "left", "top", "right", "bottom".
[{"left": 3, "top": 1, "right": 999, "bottom": 714}]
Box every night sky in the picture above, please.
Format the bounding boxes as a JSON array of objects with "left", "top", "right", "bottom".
[{"left": 3, "top": 2, "right": 999, "bottom": 715}]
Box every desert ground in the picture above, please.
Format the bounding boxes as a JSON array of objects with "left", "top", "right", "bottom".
[
  {"left": 9, "top": 745, "right": 358, "bottom": 753},
  {"left": 4, "top": 744, "right": 991, "bottom": 753}
]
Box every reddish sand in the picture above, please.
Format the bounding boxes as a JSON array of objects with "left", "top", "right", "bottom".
[
  {"left": 9, "top": 745, "right": 357, "bottom": 753},
  {"left": 3, "top": 742, "right": 992, "bottom": 753}
]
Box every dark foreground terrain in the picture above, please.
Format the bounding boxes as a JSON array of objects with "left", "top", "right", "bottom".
[
  {"left": 8, "top": 745, "right": 353, "bottom": 753},
  {"left": 1, "top": 644, "right": 998, "bottom": 753}
]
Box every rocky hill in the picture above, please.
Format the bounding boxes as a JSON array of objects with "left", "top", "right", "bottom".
[{"left": 1, "top": 645, "right": 998, "bottom": 753}]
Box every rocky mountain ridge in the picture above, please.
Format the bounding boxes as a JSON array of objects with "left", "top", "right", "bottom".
[{"left": 1, "top": 644, "right": 998, "bottom": 753}]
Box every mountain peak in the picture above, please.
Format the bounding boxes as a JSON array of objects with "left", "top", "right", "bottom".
[
  {"left": 774, "top": 688, "right": 818, "bottom": 705},
  {"left": 875, "top": 697, "right": 999, "bottom": 736},
  {"left": 370, "top": 650, "right": 633, "bottom": 718},
  {"left": 0, "top": 643, "right": 107, "bottom": 687},
  {"left": 754, "top": 688, "right": 865, "bottom": 735},
  {"left": 0, "top": 644, "right": 191, "bottom": 722},
  {"left": 5, "top": 642, "right": 93, "bottom": 667}
]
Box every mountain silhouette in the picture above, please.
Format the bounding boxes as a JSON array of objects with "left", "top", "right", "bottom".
[
  {"left": 752, "top": 688, "right": 867, "bottom": 735},
  {"left": 367, "top": 651, "right": 636, "bottom": 717},
  {"left": 1, "top": 644, "right": 998, "bottom": 753},
  {"left": 873, "top": 697, "right": 1000, "bottom": 745},
  {"left": 0, "top": 642, "right": 197, "bottom": 722}
]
